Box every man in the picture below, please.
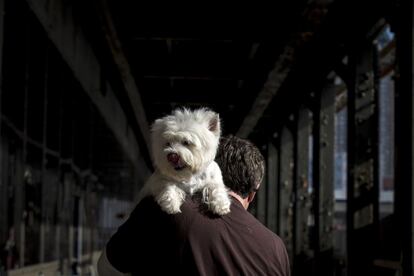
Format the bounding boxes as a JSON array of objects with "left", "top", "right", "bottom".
[{"left": 98, "top": 135, "right": 290, "bottom": 276}]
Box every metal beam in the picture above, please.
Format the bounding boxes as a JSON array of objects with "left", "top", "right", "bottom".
[
  {"left": 25, "top": 0, "right": 151, "bottom": 180},
  {"left": 236, "top": 44, "right": 296, "bottom": 138},
  {"left": 248, "top": 43, "right": 260, "bottom": 60},
  {"left": 95, "top": 0, "right": 151, "bottom": 150},
  {"left": 143, "top": 75, "right": 239, "bottom": 81},
  {"left": 132, "top": 37, "right": 233, "bottom": 43},
  {"left": 236, "top": 2, "right": 331, "bottom": 139}
]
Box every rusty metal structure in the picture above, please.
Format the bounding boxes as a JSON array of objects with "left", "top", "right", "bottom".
[{"left": 0, "top": 0, "right": 412, "bottom": 275}]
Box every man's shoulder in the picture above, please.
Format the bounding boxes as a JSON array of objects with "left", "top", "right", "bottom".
[
  {"left": 258, "top": 221, "right": 285, "bottom": 246},
  {"left": 132, "top": 196, "right": 201, "bottom": 220},
  {"left": 243, "top": 211, "right": 287, "bottom": 249},
  {"left": 255, "top": 224, "right": 290, "bottom": 267},
  {"left": 132, "top": 195, "right": 258, "bottom": 232},
  {"left": 130, "top": 196, "right": 159, "bottom": 215},
  {"left": 135, "top": 196, "right": 158, "bottom": 208},
  {"left": 128, "top": 196, "right": 174, "bottom": 225}
]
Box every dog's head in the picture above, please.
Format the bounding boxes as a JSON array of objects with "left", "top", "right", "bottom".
[{"left": 151, "top": 108, "right": 221, "bottom": 182}]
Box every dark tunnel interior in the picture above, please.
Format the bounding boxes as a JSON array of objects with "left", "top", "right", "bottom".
[{"left": 0, "top": 0, "right": 412, "bottom": 275}]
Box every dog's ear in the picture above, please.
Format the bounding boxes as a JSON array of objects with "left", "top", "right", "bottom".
[
  {"left": 151, "top": 118, "right": 165, "bottom": 135},
  {"left": 151, "top": 119, "right": 162, "bottom": 129},
  {"left": 208, "top": 113, "right": 221, "bottom": 136}
]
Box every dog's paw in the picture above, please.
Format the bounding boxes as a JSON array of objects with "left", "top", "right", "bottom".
[
  {"left": 210, "top": 202, "right": 231, "bottom": 215},
  {"left": 161, "top": 202, "right": 182, "bottom": 214},
  {"left": 157, "top": 195, "right": 182, "bottom": 214},
  {"left": 156, "top": 187, "right": 185, "bottom": 214},
  {"left": 158, "top": 198, "right": 182, "bottom": 214},
  {"left": 207, "top": 190, "right": 231, "bottom": 215}
]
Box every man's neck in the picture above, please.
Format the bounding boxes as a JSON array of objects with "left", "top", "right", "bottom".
[{"left": 228, "top": 191, "right": 249, "bottom": 210}]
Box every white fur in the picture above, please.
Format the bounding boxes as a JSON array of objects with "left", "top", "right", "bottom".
[{"left": 137, "top": 108, "right": 231, "bottom": 215}]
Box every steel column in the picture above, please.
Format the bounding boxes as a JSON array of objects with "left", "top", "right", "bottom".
[
  {"left": 394, "top": 0, "right": 414, "bottom": 274},
  {"left": 293, "top": 109, "right": 312, "bottom": 262},
  {"left": 347, "top": 44, "right": 380, "bottom": 276},
  {"left": 266, "top": 141, "right": 279, "bottom": 233},
  {"left": 279, "top": 126, "right": 295, "bottom": 261},
  {"left": 312, "top": 82, "right": 336, "bottom": 276},
  {"left": 256, "top": 146, "right": 267, "bottom": 224},
  {"left": 0, "top": 0, "right": 6, "bottom": 245}
]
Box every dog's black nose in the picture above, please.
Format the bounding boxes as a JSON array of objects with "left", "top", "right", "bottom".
[{"left": 167, "top": 153, "right": 180, "bottom": 164}]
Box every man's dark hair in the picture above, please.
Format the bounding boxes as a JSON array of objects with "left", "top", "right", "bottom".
[{"left": 215, "top": 135, "right": 265, "bottom": 198}]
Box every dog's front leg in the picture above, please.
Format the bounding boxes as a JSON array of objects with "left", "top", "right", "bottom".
[
  {"left": 204, "top": 182, "right": 231, "bottom": 215},
  {"left": 156, "top": 184, "right": 186, "bottom": 214},
  {"left": 203, "top": 162, "right": 231, "bottom": 215}
]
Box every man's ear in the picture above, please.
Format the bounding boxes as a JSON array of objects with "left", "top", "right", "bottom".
[
  {"left": 247, "top": 191, "right": 256, "bottom": 204},
  {"left": 208, "top": 113, "right": 221, "bottom": 137}
]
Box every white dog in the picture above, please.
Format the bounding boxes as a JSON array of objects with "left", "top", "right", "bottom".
[{"left": 137, "top": 108, "right": 231, "bottom": 215}]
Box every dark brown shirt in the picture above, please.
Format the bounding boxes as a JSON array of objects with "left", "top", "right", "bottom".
[{"left": 106, "top": 196, "right": 290, "bottom": 276}]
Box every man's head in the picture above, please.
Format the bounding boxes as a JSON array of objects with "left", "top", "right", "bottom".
[{"left": 215, "top": 135, "right": 265, "bottom": 203}]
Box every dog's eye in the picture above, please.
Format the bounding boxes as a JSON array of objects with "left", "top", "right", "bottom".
[
  {"left": 182, "top": 140, "right": 190, "bottom": 146},
  {"left": 165, "top": 142, "right": 171, "bottom": 147}
]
